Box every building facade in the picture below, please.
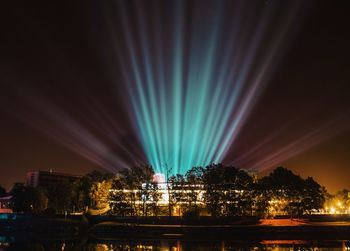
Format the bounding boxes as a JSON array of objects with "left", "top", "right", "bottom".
[{"left": 26, "top": 170, "right": 81, "bottom": 188}]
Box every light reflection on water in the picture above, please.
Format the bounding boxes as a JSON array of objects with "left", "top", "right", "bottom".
[{"left": 1, "top": 240, "right": 350, "bottom": 251}]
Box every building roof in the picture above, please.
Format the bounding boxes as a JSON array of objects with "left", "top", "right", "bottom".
[{"left": 27, "top": 170, "right": 82, "bottom": 178}]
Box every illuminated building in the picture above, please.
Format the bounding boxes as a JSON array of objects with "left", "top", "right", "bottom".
[{"left": 109, "top": 181, "right": 206, "bottom": 216}]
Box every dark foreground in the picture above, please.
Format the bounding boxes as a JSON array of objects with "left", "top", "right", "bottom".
[
  {"left": 2, "top": 215, "right": 350, "bottom": 250},
  {"left": 1, "top": 238, "right": 350, "bottom": 250}
]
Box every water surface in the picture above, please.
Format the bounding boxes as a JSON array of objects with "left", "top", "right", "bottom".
[{"left": 1, "top": 239, "right": 350, "bottom": 250}]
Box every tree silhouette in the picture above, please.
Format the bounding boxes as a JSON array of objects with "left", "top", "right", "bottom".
[
  {"left": 258, "top": 167, "right": 325, "bottom": 217},
  {"left": 109, "top": 176, "right": 135, "bottom": 216},
  {"left": 10, "top": 184, "right": 47, "bottom": 213},
  {"left": 45, "top": 181, "right": 74, "bottom": 214},
  {"left": 185, "top": 166, "right": 204, "bottom": 214},
  {"left": 0, "top": 185, "right": 6, "bottom": 197}
]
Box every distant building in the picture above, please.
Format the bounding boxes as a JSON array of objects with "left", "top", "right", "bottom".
[
  {"left": 0, "top": 196, "right": 13, "bottom": 213},
  {"left": 26, "top": 170, "right": 81, "bottom": 188}
]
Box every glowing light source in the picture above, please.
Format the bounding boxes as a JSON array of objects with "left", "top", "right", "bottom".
[
  {"left": 330, "top": 207, "right": 336, "bottom": 214},
  {"left": 153, "top": 173, "right": 165, "bottom": 183}
]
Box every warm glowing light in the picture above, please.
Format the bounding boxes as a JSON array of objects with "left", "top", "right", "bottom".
[{"left": 330, "top": 207, "right": 336, "bottom": 214}]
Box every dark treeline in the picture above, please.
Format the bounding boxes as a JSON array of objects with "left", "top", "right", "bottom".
[
  {"left": 3, "top": 165, "right": 327, "bottom": 218},
  {"left": 8, "top": 171, "right": 113, "bottom": 215}
]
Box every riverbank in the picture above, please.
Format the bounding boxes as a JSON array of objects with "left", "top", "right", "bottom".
[
  {"left": 89, "top": 217, "right": 350, "bottom": 241},
  {"left": 2, "top": 214, "right": 350, "bottom": 241}
]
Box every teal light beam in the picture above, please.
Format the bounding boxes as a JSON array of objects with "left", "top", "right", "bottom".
[{"left": 115, "top": 0, "right": 302, "bottom": 175}]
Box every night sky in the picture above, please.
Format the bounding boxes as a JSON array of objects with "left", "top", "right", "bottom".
[{"left": 1, "top": 0, "right": 350, "bottom": 193}]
